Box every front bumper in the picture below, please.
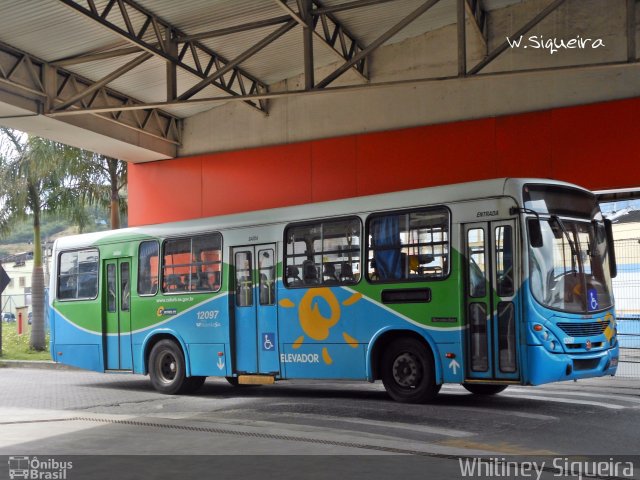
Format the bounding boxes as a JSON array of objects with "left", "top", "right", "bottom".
[{"left": 526, "top": 344, "right": 619, "bottom": 385}]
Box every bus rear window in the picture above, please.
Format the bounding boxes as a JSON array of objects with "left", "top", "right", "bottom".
[{"left": 57, "top": 249, "right": 99, "bottom": 300}]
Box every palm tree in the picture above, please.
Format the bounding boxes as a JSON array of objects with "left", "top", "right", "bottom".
[
  {"left": 77, "top": 153, "right": 127, "bottom": 230},
  {"left": 0, "top": 129, "right": 84, "bottom": 351}
]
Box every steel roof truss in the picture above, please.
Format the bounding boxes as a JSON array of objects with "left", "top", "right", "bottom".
[
  {"left": 57, "top": 0, "right": 270, "bottom": 113},
  {"left": 468, "top": 0, "right": 566, "bottom": 75},
  {"left": 274, "top": 0, "right": 368, "bottom": 84}
]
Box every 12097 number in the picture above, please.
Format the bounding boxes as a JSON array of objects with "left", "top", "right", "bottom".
[{"left": 197, "top": 310, "right": 219, "bottom": 320}]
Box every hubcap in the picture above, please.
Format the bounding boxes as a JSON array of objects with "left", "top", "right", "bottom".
[
  {"left": 158, "top": 352, "right": 178, "bottom": 384},
  {"left": 392, "top": 352, "right": 421, "bottom": 387}
]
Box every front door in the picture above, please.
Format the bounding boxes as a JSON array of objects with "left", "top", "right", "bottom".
[
  {"left": 104, "top": 258, "right": 132, "bottom": 371},
  {"left": 232, "top": 244, "right": 279, "bottom": 375},
  {"left": 463, "top": 220, "right": 519, "bottom": 381}
]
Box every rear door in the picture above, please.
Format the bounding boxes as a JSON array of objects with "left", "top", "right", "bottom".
[{"left": 104, "top": 258, "right": 132, "bottom": 371}]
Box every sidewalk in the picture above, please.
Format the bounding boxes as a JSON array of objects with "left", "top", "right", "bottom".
[{"left": 0, "top": 359, "right": 78, "bottom": 370}]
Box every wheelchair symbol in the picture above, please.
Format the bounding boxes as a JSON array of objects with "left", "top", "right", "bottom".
[
  {"left": 588, "top": 289, "right": 598, "bottom": 311},
  {"left": 263, "top": 333, "right": 275, "bottom": 350}
]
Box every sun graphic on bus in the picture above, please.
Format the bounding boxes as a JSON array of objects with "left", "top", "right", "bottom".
[{"left": 279, "top": 288, "right": 362, "bottom": 365}]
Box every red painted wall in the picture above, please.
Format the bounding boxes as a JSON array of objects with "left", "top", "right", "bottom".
[{"left": 129, "top": 97, "right": 640, "bottom": 226}]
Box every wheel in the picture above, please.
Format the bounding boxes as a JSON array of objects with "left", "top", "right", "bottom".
[
  {"left": 462, "top": 384, "right": 508, "bottom": 395},
  {"left": 149, "top": 339, "right": 192, "bottom": 395},
  {"left": 381, "top": 338, "right": 440, "bottom": 403}
]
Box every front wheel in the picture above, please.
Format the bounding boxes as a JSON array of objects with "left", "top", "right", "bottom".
[
  {"left": 149, "top": 339, "right": 195, "bottom": 395},
  {"left": 462, "top": 384, "right": 508, "bottom": 395},
  {"left": 381, "top": 338, "right": 440, "bottom": 403}
]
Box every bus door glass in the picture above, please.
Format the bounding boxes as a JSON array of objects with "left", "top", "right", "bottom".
[
  {"left": 104, "top": 258, "right": 132, "bottom": 371},
  {"left": 232, "top": 244, "right": 279, "bottom": 375},
  {"left": 463, "top": 220, "right": 519, "bottom": 381}
]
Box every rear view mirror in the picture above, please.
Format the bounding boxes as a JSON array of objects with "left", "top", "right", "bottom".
[
  {"left": 528, "top": 218, "right": 543, "bottom": 248},
  {"left": 604, "top": 218, "right": 617, "bottom": 278}
]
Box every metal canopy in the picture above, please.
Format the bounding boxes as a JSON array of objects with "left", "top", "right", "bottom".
[{"left": 0, "top": 0, "right": 637, "bottom": 148}]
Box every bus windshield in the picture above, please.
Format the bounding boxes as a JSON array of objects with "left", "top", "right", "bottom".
[{"left": 525, "top": 185, "right": 613, "bottom": 314}]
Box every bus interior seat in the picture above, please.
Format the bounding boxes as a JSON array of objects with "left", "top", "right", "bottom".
[
  {"left": 323, "top": 263, "right": 339, "bottom": 284},
  {"left": 340, "top": 262, "right": 355, "bottom": 283},
  {"left": 302, "top": 260, "right": 319, "bottom": 285},
  {"left": 286, "top": 265, "right": 303, "bottom": 287}
]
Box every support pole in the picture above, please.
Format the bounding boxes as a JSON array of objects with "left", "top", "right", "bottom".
[{"left": 457, "top": 0, "right": 466, "bottom": 76}]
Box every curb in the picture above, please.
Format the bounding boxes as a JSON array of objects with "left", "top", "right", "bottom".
[{"left": 0, "top": 359, "right": 79, "bottom": 370}]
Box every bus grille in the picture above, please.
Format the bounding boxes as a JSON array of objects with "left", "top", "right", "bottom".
[{"left": 557, "top": 321, "right": 609, "bottom": 337}]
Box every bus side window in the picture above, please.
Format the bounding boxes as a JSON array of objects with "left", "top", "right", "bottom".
[{"left": 138, "top": 241, "right": 159, "bottom": 296}]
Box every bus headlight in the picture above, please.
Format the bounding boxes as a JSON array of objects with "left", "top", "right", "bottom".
[{"left": 532, "top": 324, "right": 561, "bottom": 352}]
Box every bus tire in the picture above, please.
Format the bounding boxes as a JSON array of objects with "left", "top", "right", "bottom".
[
  {"left": 462, "top": 384, "right": 508, "bottom": 395},
  {"left": 381, "top": 337, "right": 440, "bottom": 403},
  {"left": 149, "top": 339, "right": 191, "bottom": 395}
]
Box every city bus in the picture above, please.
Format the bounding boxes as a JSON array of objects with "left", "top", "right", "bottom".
[{"left": 49, "top": 178, "right": 619, "bottom": 403}]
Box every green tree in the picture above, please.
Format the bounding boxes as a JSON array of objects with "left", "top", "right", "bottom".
[
  {"left": 77, "top": 153, "right": 127, "bottom": 230},
  {"left": 0, "top": 129, "right": 85, "bottom": 351}
]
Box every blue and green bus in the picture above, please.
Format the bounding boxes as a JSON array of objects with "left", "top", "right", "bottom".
[{"left": 49, "top": 178, "right": 619, "bottom": 403}]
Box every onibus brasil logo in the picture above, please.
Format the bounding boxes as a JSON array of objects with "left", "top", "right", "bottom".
[{"left": 8, "top": 456, "right": 73, "bottom": 479}]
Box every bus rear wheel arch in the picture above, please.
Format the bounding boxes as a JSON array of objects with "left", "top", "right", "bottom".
[
  {"left": 148, "top": 339, "right": 205, "bottom": 394},
  {"left": 380, "top": 337, "right": 441, "bottom": 403}
]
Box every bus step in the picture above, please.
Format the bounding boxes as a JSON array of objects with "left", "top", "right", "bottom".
[{"left": 238, "top": 375, "right": 276, "bottom": 385}]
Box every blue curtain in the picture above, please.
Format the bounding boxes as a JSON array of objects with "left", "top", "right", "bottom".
[{"left": 373, "top": 215, "right": 402, "bottom": 280}]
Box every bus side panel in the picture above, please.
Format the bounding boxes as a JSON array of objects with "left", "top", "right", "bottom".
[
  {"left": 50, "top": 303, "right": 105, "bottom": 372},
  {"left": 276, "top": 280, "right": 462, "bottom": 381},
  {"left": 130, "top": 293, "right": 232, "bottom": 376}
]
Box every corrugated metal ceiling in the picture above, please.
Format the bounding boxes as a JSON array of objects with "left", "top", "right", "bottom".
[{"left": 0, "top": 0, "right": 524, "bottom": 119}]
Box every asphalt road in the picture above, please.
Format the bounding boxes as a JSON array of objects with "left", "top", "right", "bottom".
[{"left": 0, "top": 367, "right": 638, "bottom": 479}]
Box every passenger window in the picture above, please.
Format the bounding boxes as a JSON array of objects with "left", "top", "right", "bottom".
[
  {"left": 107, "top": 264, "right": 116, "bottom": 312},
  {"left": 235, "top": 251, "right": 253, "bottom": 307},
  {"left": 162, "top": 233, "right": 222, "bottom": 293},
  {"left": 367, "top": 208, "right": 449, "bottom": 283},
  {"left": 258, "top": 249, "right": 275, "bottom": 305},
  {"left": 121, "top": 262, "right": 130, "bottom": 311},
  {"left": 468, "top": 228, "right": 486, "bottom": 298},
  {"left": 284, "top": 217, "right": 361, "bottom": 288},
  {"left": 57, "top": 249, "right": 99, "bottom": 300},
  {"left": 495, "top": 226, "right": 514, "bottom": 297},
  {"left": 138, "top": 241, "right": 159, "bottom": 296}
]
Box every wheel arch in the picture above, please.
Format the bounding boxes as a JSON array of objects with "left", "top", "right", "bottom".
[
  {"left": 367, "top": 327, "right": 443, "bottom": 384},
  {"left": 140, "top": 329, "right": 191, "bottom": 377}
]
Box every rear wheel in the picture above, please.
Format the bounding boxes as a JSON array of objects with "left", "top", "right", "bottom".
[
  {"left": 462, "top": 384, "right": 508, "bottom": 395},
  {"left": 149, "top": 339, "right": 195, "bottom": 395},
  {"left": 381, "top": 338, "right": 440, "bottom": 403}
]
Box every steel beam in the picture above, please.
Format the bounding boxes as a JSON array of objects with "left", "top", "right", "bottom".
[
  {"left": 457, "top": 0, "right": 466, "bottom": 76},
  {"left": 628, "top": 0, "right": 637, "bottom": 62},
  {"left": 312, "top": 0, "right": 397, "bottom": 15},
  {"left": 465, "top": 0, "right": 487, "bottom": 50},
  {"left": 468, "top": 0, "right": 566, "bottom": 75},
  {"left": 52, "top": 52, "right": 153, "bottom": 111},
  {"left": 274, "top": 0, "right": 368, "bottom": 83},
  {"left": 179, "top": 16, "right": 293, "bottom": 42},
  {"left": 0, "top": 41, "right": 181, "bottom": 146},
  {"left": 57, "top": 0, "right": 270, "bottom": 113},
  {"left": 178, "top": 20, "right": 296, "bottom": 101},
  {"left": 315, "top": 0, "right": 441, "bottom": 88},
  {"left": 301, "top": 0, "right": 315, "bottom": 90},
  {"left": 44, "top": 60, "right": 640, "bottom": 117}
]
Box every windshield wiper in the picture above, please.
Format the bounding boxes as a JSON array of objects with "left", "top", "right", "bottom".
[{"left": 550, "top": 215, "right": 578, "bottom": 261}]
